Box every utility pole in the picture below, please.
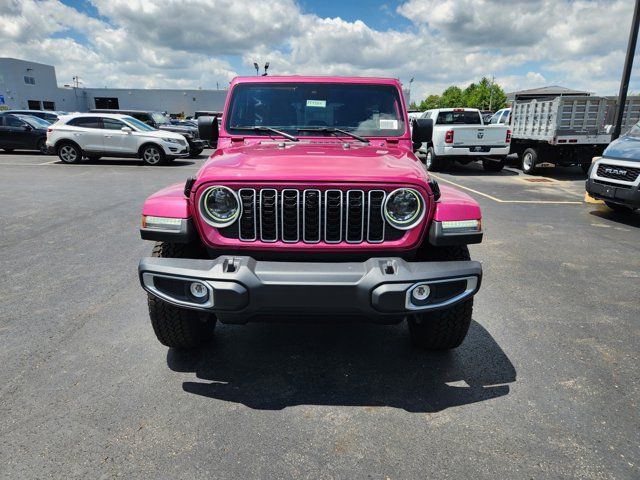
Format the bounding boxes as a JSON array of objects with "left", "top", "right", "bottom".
[{"left": 612, "top": 0, "right": 640, "bottom": 141}]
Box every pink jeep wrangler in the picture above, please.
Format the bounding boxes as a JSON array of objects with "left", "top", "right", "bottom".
[{"left": 138, "top": 76, "right": 483, "bottom": 351}]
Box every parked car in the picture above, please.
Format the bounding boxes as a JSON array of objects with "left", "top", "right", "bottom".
[
  {"left": 487, "top": 108, "right": 510, "bottom": 125},
  {"left": 137, "top": 75, "right": 484, "bottom": 351},
  {"left": 46, "top": 113, "right": 189, "bottom": 165},
  {"left": 586, "top": 121, "right": 640, "bottom": 213},
  {"left": 0, "top": 113, "right": 49, "bottom": 154},
  {"left": 90, "top": 109, "right": 207, "bottom": 156},
  {"left": 419, "top": 108, "right": 511, "bottom": 172},
  {"left": 510, "top": 95, "right": 640, "bottom": 174},
  {"left": 4, "top": 109, "right": 63, "bottom": 123}
]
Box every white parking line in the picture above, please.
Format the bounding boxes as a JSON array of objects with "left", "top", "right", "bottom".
[{"left": 431, "top": 174, "right": 583, "bottom": 205}]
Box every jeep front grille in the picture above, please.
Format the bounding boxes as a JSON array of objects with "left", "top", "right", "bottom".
[
  {"left": 222, "top": 188, "right": 405, "bottom": 244},
  {"left": 597, "top": 164, "right": 640, "bottom": 183}
]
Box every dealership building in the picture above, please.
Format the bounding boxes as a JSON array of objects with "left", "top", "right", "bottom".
[{"left": 0, "top": 57, "right": 228, "bottom": 116}]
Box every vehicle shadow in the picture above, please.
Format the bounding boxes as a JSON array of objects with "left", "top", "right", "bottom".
[
  {"left": 436, "top": 161, "right": 519, "bottom": 177},
  {"left": 76, "top": 158, "right": 196, "bottom": 167},
  {"left": 589, "top": 206, "right": 640, "bottom": 228},
  {"left": 168, "top": 320, "right": 516, "bottom": 412}
]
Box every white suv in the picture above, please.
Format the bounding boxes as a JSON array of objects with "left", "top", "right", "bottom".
[{"left": 46, "top": 113, "right": 189, "bottom": 165}]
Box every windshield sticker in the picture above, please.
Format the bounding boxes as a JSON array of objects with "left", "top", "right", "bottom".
[
  {"left": 306, "top": 99, "right": 326, "bottom": 108},
  {"left": 379, "top": 119, "right": 398, "bottom": 129}
]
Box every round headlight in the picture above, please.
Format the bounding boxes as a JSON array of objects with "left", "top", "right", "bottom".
[
  {"left": 383, "top": 188, "right": 425, "bottom": 230},
  {"left": 199, "top": 186, "right": 241, "bottom": 227}
]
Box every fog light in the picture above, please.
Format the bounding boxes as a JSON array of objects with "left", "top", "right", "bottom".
[
  {"left": 411, "top": 284, "right": 431, "bottom": 302},
  {"left": 189, "top": 282, "right": 208, "bottom": 299}
]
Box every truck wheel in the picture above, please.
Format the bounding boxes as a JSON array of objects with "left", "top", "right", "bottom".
[
  {"left": 425, "top": 147, "right": 440, "bottom": 172},
  {"left": 482, "top": 158, "right": 505, "bottom": 172},
  {"left": 188, "top": 148, "right": 203, "bottom": 158},
  {"left": 58, "top": 142, "right": 82, "bottom": 164},
  {"left": 408, "top": 244, "right": 474, "bottom": 350},
  {"left": 147, "top": 242, "right": 216, "bottom": 349},
  {"left": 521, "top": 148, "right": 538, "bottom": 174},
  {"left": 141, "top": 144, "right": 166, "bottom": 166}
]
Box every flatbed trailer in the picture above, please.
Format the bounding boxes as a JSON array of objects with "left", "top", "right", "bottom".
[{"left": 509, "top": 95, "right": 640, "bottom": 174}]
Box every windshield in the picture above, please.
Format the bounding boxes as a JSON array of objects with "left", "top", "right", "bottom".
[
  {"left": 151, "top": 112, "right": 170, "bottom": 125},
  {"left": 488, "top": 111, "right": 502, "bottom": 124},
  {"left": 123, "top": 116, "right": 156, "bottom": 131},
  {"left": 226, "top": 82, "right": 406, "bottom": 137},
  {"left": 437, "top": 111, "right": 482, "bottom": 125},
  {"left": 15, "top": 114, "right": 51, "bottom": 128}
]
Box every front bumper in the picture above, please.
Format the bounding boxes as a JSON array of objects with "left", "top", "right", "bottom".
[
  {"left": 586, "top": 178, "right": 640, "bottom": 208},
  {"left": 138, "top": 256, "right": 482, "bottom": 323},
  {"left": 187, "top": 139, "right": 206, "bottom": 150}
]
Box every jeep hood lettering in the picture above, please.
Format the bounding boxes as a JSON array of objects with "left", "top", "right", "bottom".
[{"left": 196, "top": 143, "right": 427, "bottom": 185}]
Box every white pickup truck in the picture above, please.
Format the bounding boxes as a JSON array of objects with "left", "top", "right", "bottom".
[{"left": 417, "top": 108, "right": 511, "bottom": 172}]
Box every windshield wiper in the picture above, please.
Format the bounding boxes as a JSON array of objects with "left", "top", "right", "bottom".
[
  {"left": 234, "top": 125, "right": 299, "bottom": 142},
  {"left": 297, "top": 127, "right": 370, "bottom": 144}
]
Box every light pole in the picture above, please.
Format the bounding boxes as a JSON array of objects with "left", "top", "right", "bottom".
[
  {"left": 612, "top": 0, "right": 640, "bottom": 141},
  {"left": 253, "top": 62, "right": 260, "bottom": 76}
]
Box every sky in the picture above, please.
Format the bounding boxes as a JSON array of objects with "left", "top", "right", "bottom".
[{"left": 0, "top": 0, "right": 638, "bottom": 103}]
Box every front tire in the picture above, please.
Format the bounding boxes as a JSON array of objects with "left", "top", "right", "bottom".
[
  {"left": 141, "top": 144, "right": 166, "bottom": 166},
  {"left": 521, "top": 148, "right": 538, "bottom": 175},
  {"left": 58, "top": 142, "right": 82, "bottom": 164},
  {"left": 409, "top": 245, "right": 474, "bottom": 350},
  {"left": 147, "top": 242, "right": 216, "bottom": 349}
]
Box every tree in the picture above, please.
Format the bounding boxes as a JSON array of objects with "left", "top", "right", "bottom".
[
  {"left": 412, "top": 77, "right": 508, "bottom": 111},
  {"left": 418, "top": 95, "right": 441, "bottom": 111},
  {"left": 440, "top": 86, "right": 464, "bottom": 108}
]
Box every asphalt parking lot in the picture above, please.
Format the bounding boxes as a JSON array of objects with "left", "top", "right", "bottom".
[{"left": 1, "top": 151, "right": 638, "bottom": 479}]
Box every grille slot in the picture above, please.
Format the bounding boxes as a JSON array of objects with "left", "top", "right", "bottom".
[
  {"left": 239, "top": 189, "right": 256, "bottom": 241},
  {"left": 226, "top": 187, "right": 408, "bottom": 244},
  {"left": 259, "top": 189, "right": 278, "bottom": 242},
  {"left": 597, "top": 164, "right": 640, "bottom": 183}
]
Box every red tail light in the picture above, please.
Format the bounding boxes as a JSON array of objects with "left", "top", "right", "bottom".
[
  {"left": 445, "top": 130, "right": 454, "bottom": 144},
  {"left": 506, "top": 129, "right": 511, "bottom": 143}
]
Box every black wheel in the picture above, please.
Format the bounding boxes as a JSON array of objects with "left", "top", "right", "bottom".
[
  {"left": 188, "top": 148, "right": 203, "bottom": 158},
  {"left": 425, "top": 147, "right": 440, "bottom": 172},
  {"left": 521, "top": 148, "right": 538, "bottom": 175},
  {"left": 57, "top": 142, "right": 82, "bottom": 164},
  {"left": 147, "top": 242, "right": 216, "bottom": 349},
  {"left": 604, "top": 201, "right": 635, "bottom": 213},
  {"left": 482, "top": 158, "right": 505, "bottom": 172},
  {"left": 581, "top": 163, "right": 591, "bottom": 175},
  {"left": 408, "top": 245, "right": 474, "bottom": 350},
  {"left": 141, "top": 144, "right": 166, "bottom": 166},
  {"left": 37, "top": 139, "right": 48, "bottom": 155}
]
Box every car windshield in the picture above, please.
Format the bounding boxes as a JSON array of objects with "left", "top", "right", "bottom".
[
  {"left": 151, "top": 112, "right": 170, "bottom": 125},
  {"left": 437, "top": 111, "right": 482, "bottom": 125},
  {"left": 15, "top": 114, "right": 51, "bottom": 128},
  {"left": 226, "top": 82, "right": 406, "bottom": 137},
  {"left": 124, "top": 116, "right": 156, "bottom": 131},
  {"left": 627, "top": 121, "right": 640, "bottom": 138}
]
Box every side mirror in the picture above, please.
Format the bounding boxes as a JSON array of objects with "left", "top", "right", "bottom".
[
  {"left": 23, "top": 124, "right": 33, "bottom": 131},
  {"left": 198, "top": 116, "right": 219, "bottom": 145},
  {"left": 121, "top": 126, "right": 132, "bottom": 133},
  {"left": 412, "top": 118, "right": 433, "bottom": 152}
]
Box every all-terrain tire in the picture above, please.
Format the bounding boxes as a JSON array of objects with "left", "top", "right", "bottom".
[
  {"left": 408, "top": 300, "right": 474, "bottom": 350},
  {"left": 408, "top": 244, "right": 474, "bottom": 350},
  {"left": 147, "top": 242, "right": 216, "bottom": 349}
]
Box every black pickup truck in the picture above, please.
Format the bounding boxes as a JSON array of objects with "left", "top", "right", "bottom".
[{"left": 91, "top": 109, "right": 206, "bottom": 157}]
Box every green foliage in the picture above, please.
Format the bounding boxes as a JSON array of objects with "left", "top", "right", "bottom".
[{"left": 414, "top": 77, "right": 508, "bottom": 111}]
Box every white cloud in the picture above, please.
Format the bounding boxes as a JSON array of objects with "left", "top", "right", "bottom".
[{"left": 0, "top": 0, "right": 637, "bottom": 102}]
